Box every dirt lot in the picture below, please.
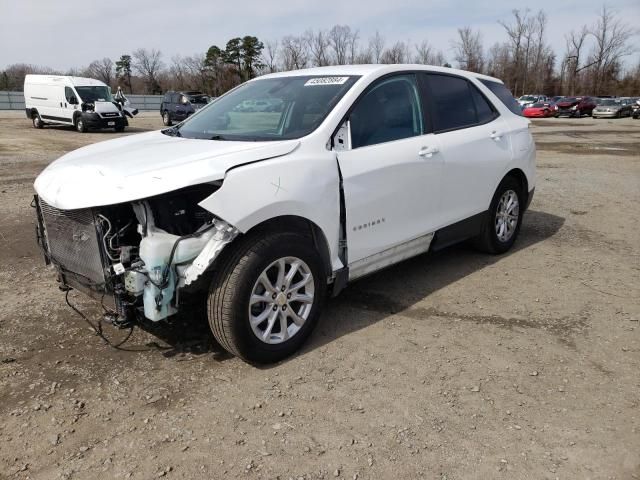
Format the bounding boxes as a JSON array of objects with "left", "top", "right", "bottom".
[{"left": 0, "top": 111, "right": 638, "bottom": 480}]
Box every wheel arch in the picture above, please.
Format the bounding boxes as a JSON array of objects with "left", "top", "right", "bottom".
[
  {"left": 241, "top": 215, "right": 333, "bottom": 280},
  {"left": 502, "top": 168, "right": 529, "bottom": 208}
]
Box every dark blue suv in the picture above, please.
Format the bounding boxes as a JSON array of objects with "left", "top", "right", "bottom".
[{"left": 161, "top": 91, "right": 209, "bottom": 126}]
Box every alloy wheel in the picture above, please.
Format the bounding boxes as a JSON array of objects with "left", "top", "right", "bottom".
[
  {"left": 248, "top": 256, "right": 315, "bottom": 344},
  {"left": 495, "top": 190, "right": 519, "bottom": 243}
]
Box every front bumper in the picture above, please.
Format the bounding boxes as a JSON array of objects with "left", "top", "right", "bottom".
[{"left": 81, "top": 112, "right": 127, "bottom": 129}]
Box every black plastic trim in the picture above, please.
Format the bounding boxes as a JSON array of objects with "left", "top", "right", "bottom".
[
  {"left": 430, "top": 211, "right": 488, "bottom": 252},
  {"left": 42, "top": 114, "right": 72, "bottom": 123}
]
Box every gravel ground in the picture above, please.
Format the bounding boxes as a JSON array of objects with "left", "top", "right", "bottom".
[{"left": 0, "top": 111, "right": 638, "bottom": 480}]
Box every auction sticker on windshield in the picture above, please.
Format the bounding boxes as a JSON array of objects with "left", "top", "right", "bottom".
[{"left": 305, "top": 77, "right": 350, "bottom": 86}]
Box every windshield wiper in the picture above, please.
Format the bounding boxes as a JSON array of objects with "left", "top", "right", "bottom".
[
  {"left": 162, "top": 126, "right": 182, "bottom": 137},
  {"left": 209, "top": 134, "right": 228, "bottom": 140}
]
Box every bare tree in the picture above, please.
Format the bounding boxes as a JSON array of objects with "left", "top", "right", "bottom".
[
  {"left": 369, "top": 31, "right": 385, "bottom": 64},
  {"left": 381, "top": 41, "right": 411, "bottom": 64},
  {"left": 328, "top": 25, "right": 353, "bottom": 65},
  {"left": 347, "top": 28, "right": 360, "bottom": 63},
  {"left": 183, "top": 53, "right": 209, "bottom": 91},
  {"left": 85, "top": 58, "right": 114, "bottom": 86},
  {"left": 169, "top": 55, "right": 188, "bottom": 90},
  {"left": 281, "top": 36, "right": 308, "bottom": 70},
  {"left": 132, "top": 48, "right": 164, "bottom": 93},
  {"left": 452, "top": 27, "right": 484, "bottom": 73},
  {"left": 588, "top": 6, "right": 636, "bottom": 94},
  {"left": 305, "top": 29, "right": 330, "bottom": 67},
  {"left": 499, "top": 9, "right": 531, "bottom": 95},
  {"left": 261, "top": 40, "right": 279, "bottom": 74},
  {"left": 563, "top": 27, "right": 589, "bottom": 95}
]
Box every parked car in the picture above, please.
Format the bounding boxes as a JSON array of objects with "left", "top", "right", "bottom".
[
  {"left": 522, "top": 102, "right": 555, "bottom": 118},
  {"left": 550, "top": 96, "right": 564, "bottom": 103},
  {"left": 24, "top": 75, "right": 127, "bottom": 132},
  {"left": 33, "top": 65, "right": 536, "bottom": 363},
  {"left": 161, "top": 91, "right": 209, "bottom": 126},
  {"left": 517, "top": 94, "right": 548, "bottom": 109},
  {"left": 592, "top": 98, "right": 633, "bottom": 118},
  {"left": 555, "top": 96, "right": 597, "bottom": 117}
]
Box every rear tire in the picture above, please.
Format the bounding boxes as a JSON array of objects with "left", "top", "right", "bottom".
[
  {"left": 473, "top": 176, "right": 524, "bottom": 254},
  {"left": 207, "top": 232, "right": 326, "bottom": 364},
  {"left": 32, "top": 112, "right": 43, "bottom": 129},
  {"left": 162, "top": 111, "right": 172, "bottom": 126}
]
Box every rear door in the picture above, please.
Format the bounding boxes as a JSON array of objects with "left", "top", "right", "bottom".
[
  {"left": 336, "top": 73, "right": 443, "bottom": 266},
  {"left": 420, "top": 73, "right": 513, "bottom": 226}
]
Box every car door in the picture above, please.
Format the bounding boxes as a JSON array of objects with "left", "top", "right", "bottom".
[
  {"left": 420, "top": 73, "right": 513, "bottom": 226},
  {"left": 62, "top": 86, "right": 78, "bottom": 124},
  {"left": 335, "top": 73, "right": 443, "bottom": 268}
]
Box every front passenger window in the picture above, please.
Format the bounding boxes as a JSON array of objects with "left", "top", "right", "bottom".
[{"left": 350, "top": 75, "right": 423, "bottom": 149}]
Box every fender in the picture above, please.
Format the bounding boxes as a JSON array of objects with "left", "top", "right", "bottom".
[{"left": 199, "top": 150, "right": 343, "bottom": 272}]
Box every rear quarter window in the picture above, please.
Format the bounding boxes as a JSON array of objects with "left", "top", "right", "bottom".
[{"left": 480, "top": 79, "right": 523, "bottom": 116}]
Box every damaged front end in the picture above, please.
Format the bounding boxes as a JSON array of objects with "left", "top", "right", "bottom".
[{"left": 34, "top": 184, "right": 238, "bottom": 325}]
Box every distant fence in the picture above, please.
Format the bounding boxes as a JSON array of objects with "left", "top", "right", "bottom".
[
  {"left": 0, "top": 91, "right": 163, "bottom": 111},
  {"left": 0, "top": 91, "right": 25, "bottom": 110}
]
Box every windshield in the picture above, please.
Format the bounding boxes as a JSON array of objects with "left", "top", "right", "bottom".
[
  {"left": 75, "top": 86, "right": 113, "bottom": 103},
  {"left": 599, "top": 99, "right": 618, "bottom": 106},
  {"left": 173, "top": 75, "right": 359, "bottom": 141}
]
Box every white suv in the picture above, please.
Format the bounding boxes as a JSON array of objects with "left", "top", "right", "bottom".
[{"left": 34, "top": 65, "right": 535, "bottom": 363}]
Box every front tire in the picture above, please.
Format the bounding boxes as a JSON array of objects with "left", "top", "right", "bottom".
[
  {"left": 473, "top": 176, "right": 524, "bottom": 254},
  {"left": 207, "top": 232, "right": 326, "bottom": 363},
  {"left": 162, "top": 111, "right": 172, "bottom": 126},
  {"left": 115, "top": 125, "right": 125, "bottom": 132},
  {"left": 75, "top": 117, "right": 87, "bottom": 133}
]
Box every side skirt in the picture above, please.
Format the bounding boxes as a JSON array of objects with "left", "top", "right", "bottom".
[
  {"left": 336, "top": 211, "right": 489, "bottom": 289},
  {"left": 348, "top": 232, "right": 435, "bottom": 281}
]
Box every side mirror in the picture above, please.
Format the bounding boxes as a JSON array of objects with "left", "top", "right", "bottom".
[{"left": 68, "top": 96, "right": 78, "bottom": 105}]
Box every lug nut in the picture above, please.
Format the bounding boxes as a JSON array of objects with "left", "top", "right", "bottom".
[
  {"left": 281, "top": 286, "right": 285, "bottom": 292},
  {"left": 272, "top": 305, "right": 277, "bottom": 311},
  {"left": 282, "top": 305, "right": 287, "bottom": 311},
  {"left": 287, "top": 293, "right": 291, "bottom": 299},
  {"left": 272, "top": 293, "right": 277, "bottom": 299}
]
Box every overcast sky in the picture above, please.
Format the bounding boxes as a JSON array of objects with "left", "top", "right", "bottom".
[{"left": 0, "top": 0, "right": 638, "bottom": 70}]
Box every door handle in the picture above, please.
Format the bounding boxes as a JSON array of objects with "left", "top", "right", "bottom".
[
  {"left": 418, "top": 146, "right": 439, "bottom": 158},
  {"left": 490, "top": 130, "right": 504, "bottom": 140}
]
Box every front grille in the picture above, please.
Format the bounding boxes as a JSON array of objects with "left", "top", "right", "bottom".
[
  {"left": 39, "top": 199, "right": 106, "bottom": 287},
  {"left": 101, "top": 112, "right": 119, "bottom": 118}
]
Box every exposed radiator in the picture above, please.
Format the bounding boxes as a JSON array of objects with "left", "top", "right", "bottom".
[{"left": 38, "top": 199, "right": 106, "bottom": 287}]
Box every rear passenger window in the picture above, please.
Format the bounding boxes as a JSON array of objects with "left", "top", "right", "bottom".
[
  {"left": 424, "top": 74, "right": 478, "bottom": 132},
  {"left": 470, "top": 86, "right": 497, "bottom": 124},
  {"left": 480, "top": 79, "right": 523, "bottom": 116}
]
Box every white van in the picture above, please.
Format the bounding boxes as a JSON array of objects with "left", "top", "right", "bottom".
[{"left": 24, "top": 75, "right": 127, "bottom": 132}]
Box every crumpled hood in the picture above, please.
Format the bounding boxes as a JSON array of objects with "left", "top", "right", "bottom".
[
  {"left": 34, "top": 130, "right": 299, "bottom": 210},
  {"left": 557, "top": 100, "right": 580, "bottom": 107}
]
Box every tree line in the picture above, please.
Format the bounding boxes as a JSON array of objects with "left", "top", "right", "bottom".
[{"left": 1, "top": 6, "right": 637, "bottom": 97}]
